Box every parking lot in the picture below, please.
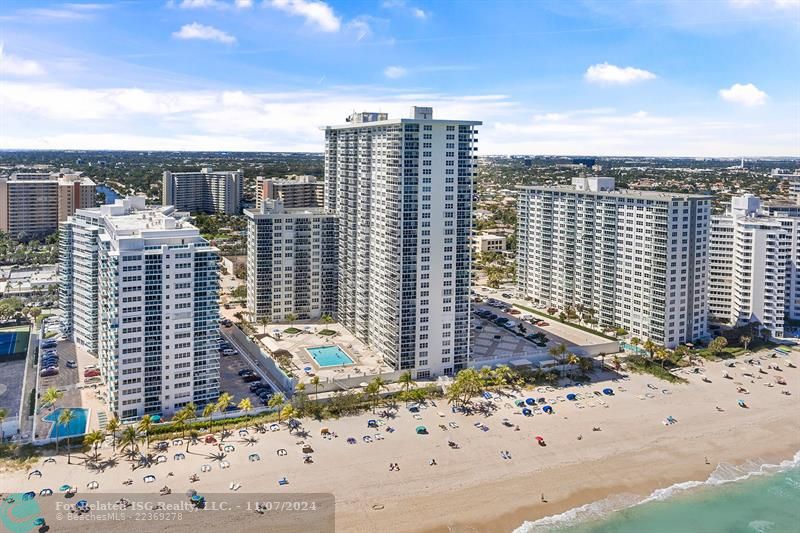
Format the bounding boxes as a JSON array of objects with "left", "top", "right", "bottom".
[{"left": 218, "top": 341, "right": 275, "bottom": 407}]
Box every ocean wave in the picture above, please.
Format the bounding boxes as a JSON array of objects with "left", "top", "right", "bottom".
[{"left": 515, "top": 450, "right": 800, "bottom": 532}]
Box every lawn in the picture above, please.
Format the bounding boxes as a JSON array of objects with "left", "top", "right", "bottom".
[
  {"left": 318, "top": 329, "right": 338, "bottom": 336},
  {"left": 283, "top": 327, "right": 302, "bottom": 334}
]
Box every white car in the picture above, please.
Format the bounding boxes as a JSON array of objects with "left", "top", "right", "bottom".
[{"left": 222, "top": 348, "right": 236, "bottom": 356}]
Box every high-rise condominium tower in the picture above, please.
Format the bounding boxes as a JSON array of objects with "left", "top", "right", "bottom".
[
  {"left": 256, "top": 176, "right": 325, "bottom": 209},
  {"left": 0, "top": 170, "right": 95, "bottom": 240},
  {"left": 517, "top": 177, "right": 711, "bottom": 348},
  {"left": 245, "top": 199, "right": 338, "bottom": 321},
  {"left": 709, "top": 194, "right": 800, "bottom": 339},
  {"left": 162, "top": 168, "right": 243, "bottom": 215},
  {"left": 60, "top": 196, "right": 220, "bottom": 420},
  {"left": 322, "top": 107, "right": 480, "bottom": 378}
]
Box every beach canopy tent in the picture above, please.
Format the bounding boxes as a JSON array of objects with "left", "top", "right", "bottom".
[
  {"left": 320, "top": 427, "right": 330, "bottom": 434},
  {"left": 542, "top": 405, "right": 553, "bottom": 413},
  {"left": 416, "top": 426, "right": 428, "bottom": 434},
  {"left": 522, "top": 408, "right": 532, "bottom": 416},
  {"left": 367, "top": 420, "right": 378, "bottom": 428},
  {"left": 39, "top": 489, "right": 52, "bottom": 496},
  {"left": 603, "top": 388, "right": 614, "bottom": 395},
  {"left": 59, "top": 485, "right": 71, "bottom": 492},
  {"left": 566, "top": 393, "right": 577, "bottom": 401},
  {"left": 514, "top": 400, "right": 525, "bottom": 407},
  {"left": 22, "top": 492, "right": 35, "bottom": 500},
  {"left": 33, "top": 518, "right": 45, "bottom": 526}
]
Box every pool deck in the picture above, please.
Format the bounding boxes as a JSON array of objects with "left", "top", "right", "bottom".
[
  {"left": 306, "top": 345, "right": 356, "bottom": 368},
  {"left": 256, "top": 321, "right": 393, "bottom": 386}
]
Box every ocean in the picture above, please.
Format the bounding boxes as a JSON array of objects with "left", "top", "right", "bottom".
[{"left": 516, "top": 451, "right": 800, "bottom": 533}]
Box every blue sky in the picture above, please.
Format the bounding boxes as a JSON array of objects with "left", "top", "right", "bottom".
[{"left": 1, "top": 0, "right": 798, "bottom": 155}]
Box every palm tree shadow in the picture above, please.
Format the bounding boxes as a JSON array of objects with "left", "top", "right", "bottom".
[
  {"left": 241, "top": 436, "right": 258, "bottom": 446},
  {"left": 206, "top": 452, "right": 228, "bottom": 462}
]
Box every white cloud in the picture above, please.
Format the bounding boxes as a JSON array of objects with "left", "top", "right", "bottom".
[
  {"left": 0, "top": 45, "right": 45, "bottom": 77},
  {"left": 0, "top": 81, "right": 794, "bottom": 156},
  {"left": 719, "top": 83, "right": 768, "bottom": 106},
  {"left": 268, "top": 0, "right": 341, "bottom": 32},
  {"left": 347, "top": 17, "right": 372, "bottom": 41},
  {"left": 730, "top": 0, "right": 800, "bottom": 8},
  {"left": 383, "top": 66, "right": 408, "bottom": 79},
  {"left": 177, "top": 0, "right": 227, "bottom": 8},
  {"left": 235, "top": 0, "right": 253, "bottom": 7},
  {"left": 584, "top": 62, "right": 656, "bottom": 85},
  {"left": 173, "top": 23, "right": 237, "bottom": 44},
  {"left": 412, "top": 8, "right": 427, "bottom": 19}
]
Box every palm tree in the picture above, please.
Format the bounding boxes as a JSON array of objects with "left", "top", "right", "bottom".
[
  {"left": 672, "top": 345, "right": 689, "bottom": 367},
  {"left": 371, "top": 376, "right": 386, "bottom": 392},
  {"left": 259, "top": 316, "right": 270, "bottom": 334},
  {"left": 566, "top": 353, "right": 581, "bottom": 378},
  {"left": 187, "top": 430, "right": 198, "bottom": 452},
  {"left": 654, "top": 348, "right": 670, "bottom": 369},
  {"left": 120, "top": 426, "right": 138, "bottom": 455},
  {"left": 106, "top": 415, "right": 120, "bottom": 451},
  {"left": 237, "top": 398, "right": 253, "bottom": 420},
  {"left": 286, "top": 313, "right": 297, "bottom": 327},
  {"left": 310, "top": 375, "right": 321, "bottom": 399},
  {"left": 280, "top": 404, "right": 296, "bottom": 428},
  {"left": 216, "top": 392, "right": 234, "bottom": 421},
  {"left": 612, "top": 355, "right": 622, "bottom": 371},
  {"left": 0, "top": 408, "right": 7, "bottom": 443},
  {"left": 268, "top": 393, "right": 286, "bottom": 422},
  {"left": 643, "top": 339, "right": 657, "bottom": 361},
  {"left": 740, "top": 335, "right": 752, "bottom": 352},
  {"left": 171, "top": 411, "right": 189, "bottom": 439},
  {"left": 363, "top": 381, "right": 380, "bottom": 413},
  {"left": 202, "top": 403, "right": 216, "bottom": 430},
  {"left": 321, "top": 314, "right": 334, "bottom": 326},
  {"left": 294, "top": 383, "right": 306, "bottom": 414},
  {"left": 398, "top": 371, "right": 414, "bottom": 404},
  {"left": 137, "top": 415, "right": 153, "bottom": 451},
  {"left": 83, "top": 430, "right": 105, "bottom": 461},
  {"left": 630, "top": 337, "right": 641, "bottom": 354},
  {"left": 57, "top": 408, "right": 76, "bottom": 464},
  {"left": 41, "top": 387, "right": 63, "bottom": 412}
]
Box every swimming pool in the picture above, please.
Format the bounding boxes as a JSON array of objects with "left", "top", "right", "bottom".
[
  {"left": 308, "top": 346, "right": 354, "bottom": 367},
  {"left": 44, "top": 408, "right": 89, "bottom": 438}
]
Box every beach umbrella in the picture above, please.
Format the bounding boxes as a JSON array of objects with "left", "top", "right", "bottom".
[
  {"left": 566, "top": 393, "right": 577, "bottom": 401},
  {"left": 535, "top": 436, "right": 544, "bottom": 442},
  {"left": 76, "top": 500, "right": 88, "bottom": 508},
  {"left": 415, "top": 426, "right": 427, "bottom": 434},
  {"left": 542, "top": 405, "right": 553, "bottom": 414},
  {"left": 22, "top": 492, "right": 35, "bottom": 500},
  {"left": 151, "top": 414, "right": 162, "bottom": 423},
  {"left": 514, "top": 399, "right": 525, "bottom": 407},
  {"left": 602, "top": 388, "right": 613, "bottom": 396},
  {"left": 522, "top": 408, "right": 532, "bottom": 416},
  {"left": 538, "top": 397, "right": 546, "bottom": 404},
  {"left": 59, "top": 485, "right": 71, "bottom": 492},
  {"left": 525, "top": 398, "right": 535, "bottom": 405},
  {"left": 33, "top": 518, "right": 45, "bottom": 527}
]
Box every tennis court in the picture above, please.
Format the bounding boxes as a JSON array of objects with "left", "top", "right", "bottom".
[{"left": 0, "top": 325, "right": 30, "bottom": 357}]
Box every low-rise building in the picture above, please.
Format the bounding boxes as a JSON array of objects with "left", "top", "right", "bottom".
[{"left": 472, "top": 233, "right": 506, "bottom": 254}]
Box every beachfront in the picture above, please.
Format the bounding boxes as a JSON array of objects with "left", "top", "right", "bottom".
[{"left": 2, "top": 352, "right": 799, "bottom": 533}]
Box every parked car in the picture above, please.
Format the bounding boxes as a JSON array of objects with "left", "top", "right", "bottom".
[
  {"left": 222, "top": 348, "right": 236, "bottom": 356},
  {"left": 242, "top": 374, "right": 262, "bottom": 383},
  {"left": 237, "top": 369, "right": 254, "bottom": 377},
  {"left": 66, "top": 360, "right": 77, "bottom": 369},
  {"left": 220, "top": 319, "right": 233, "bottom": 327},
  {"left": 501, "top": 293, "right": 513, "bottom": 298},
  {"left": 248, "top": 382, "right": 264, "bottom": 392},
  {"left": 84, "top": 369, "right": 101, "bottom": 378},
  {"left": 40, "top": 368, "right": 59, "bottom": 377},
  {"left": 41, "top": 341, "right": 57, "bottom": 349}
]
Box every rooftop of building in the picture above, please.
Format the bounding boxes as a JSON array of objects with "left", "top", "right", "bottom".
[
  {"left": 258, "top": 175, "right": 321, "bottom": 184},
  {"left": 4, "top": 168, "right": 95, "bottom": 186},
  {"left": 245, "top": 199, "right": 334, "bottom": 218},
  {"left": 323, "top": 106, "right": 482, "bottom": 130},
  {"left": 518, "top": 177, "right": 710, "bottom": 201},
  {"left": 165, "top": 167, "right": 242, "bottom": 176}
]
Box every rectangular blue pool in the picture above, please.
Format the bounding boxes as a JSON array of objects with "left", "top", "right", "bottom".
[
  {"left": 44, "top": 408, "right": 89, "bottom": 438},
  {"left": 308, "top": 345, "right": 354, "bottom": 367}
]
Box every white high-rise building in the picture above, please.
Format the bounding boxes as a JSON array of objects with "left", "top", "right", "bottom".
[
  {"left": 245, "top": 199, "right": 338, "bottom": 321},
  {"left": 323, "top": 107, "right": 480, "bottom": 378},
  {"left": 517, "top": 177, "right": 711, "bottom": 348},
  {"left": 709, "top": 194, "right": 799, "bottom": 339},
  {"left": 60, "top": 196, "right": 220, "bottom": 420},
  {"left": 162, "top": 168, "right": 243, "bottom": 215}
]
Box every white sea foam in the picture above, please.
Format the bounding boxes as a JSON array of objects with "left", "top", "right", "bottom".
[
  {"left": 514, "top": 450, "right": 800, "bottom": 532},
  {"left": 747, "top": 520, "right": 775, "bottom": 533}
]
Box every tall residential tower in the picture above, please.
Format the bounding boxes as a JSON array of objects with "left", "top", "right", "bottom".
[
  {"left": 60, "top": 197, "right": 220, "bottom": 420},
  {"left": 517, "top": 177, "right": 711, "bottom": 348},
  {"left": 162, "top": 168, "right": 243, "bottom": 215},
  {"left": 323, "top": 107, "right": 480, "bottom": 378}
]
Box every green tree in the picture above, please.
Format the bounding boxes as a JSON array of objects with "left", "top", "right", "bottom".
[
  {"left": 137, "top": 415, "right": 153, "bottom": 450},
  {"left": 106, "top": 415, "right": 119, "bottom": 451},
  {"left": 120, "top": 426, "right": 138, "bottom": 455},
  {"left": 41, "top": 387, "right": 63, "bottom": 412},
  {"left": 310, "top": 375, "right": 321, "bottom": 399},
  {"left": 83, "top": 430, "right": 105, "bottom": 461},
  {"left": 286, "top": 313, "right": 298, "bottom": 326},
  {"left": 230, "top": 285, "right": 247, "bottom": 300},
  {"left": 268, "top": 393, "right": 286, "bottom": 422},
  {"left": 321, "top": 314, "right": 334, "bottom": 326},
  {"left": 740, "top": 335, "right": 752, "bottom": 351},
  {"left": 708, "top": 336, "right": 728, "bottom": 355},
  {"left": 57, "top": 408, "right": 76, "bottom": 464},
  {"left": 398, "top": 371, "right": 414, "bottom": 404},
  {"left": 259, "top": 316, "right": 270, "bottom": 334},
  {"left": 643, "top": 339, "right": 657, "bottom": 361}
]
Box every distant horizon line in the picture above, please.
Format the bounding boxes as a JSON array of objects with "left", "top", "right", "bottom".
[{"left": 1, "top": 148, "right": 798, "bottom": 161}]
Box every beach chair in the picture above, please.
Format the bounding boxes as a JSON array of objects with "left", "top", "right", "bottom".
[{"left": 278, "top": 477, "right": 289, "bottom": 486}]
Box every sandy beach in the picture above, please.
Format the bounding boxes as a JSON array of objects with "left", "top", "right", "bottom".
[{"left": 3, "top": 352, "right": 799, "bottom": 533}]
